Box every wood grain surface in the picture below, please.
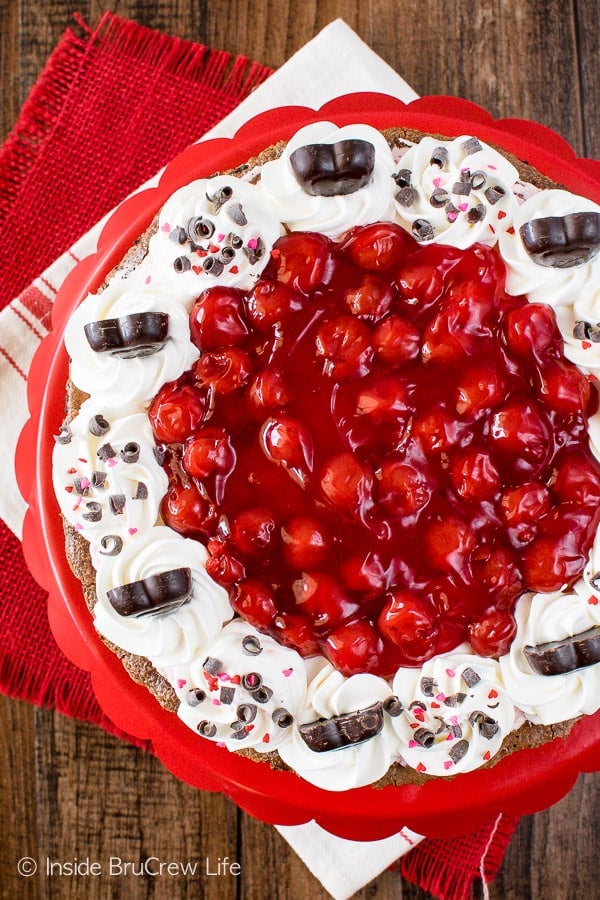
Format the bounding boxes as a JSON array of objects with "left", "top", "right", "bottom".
[{"left": 1, "top": 2, "right": 599, "bottom": 898}]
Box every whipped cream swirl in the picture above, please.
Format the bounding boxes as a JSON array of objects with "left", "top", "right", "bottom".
[
  {"left": 499, "top": 588, "right": 600, "bottom": 725},
  {"left": 259, "top": 122, "right": 397, "bottom": 238},
  {"left": 392, "top": 135, "right": 519, "bottom": 248},
  {"left": 65, "top": 278, "right": 199, "bottom": 411},
  {"left": 277, "top": 664, "right": 399, "bottom": 791},
  {"left": 171, "top": 620, "right": 306, "bottom": 752},
  {"left": 148, "top": 175, "right": 283, "bottom": 295},
  {"left": 53, "top": 399, "right": 168, "bottom": 560},
  {"left": 391, "top": 649, "right": 514, "bottom": 776},
  {"left": 94, "top": 526, "right": 232, "bottom": 668}
]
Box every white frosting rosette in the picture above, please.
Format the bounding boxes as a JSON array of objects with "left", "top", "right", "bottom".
[
  {"left": 259, "top": 122, "right": 397, "bottom": 238},
  {"left": 52, "top": 399, "right": 168, "bottom": 560},
  {"left": 94, "top": 526, "right": 232, "bottom": 668},
  {"left": 277, "top": 664, "right": 400, "bottom": 791},
  {"left": 391, "top": 649, "right": 514, "bottom": 776},
  {"left": 148, "top": 174, "right": 283, "bottom": 295},
  {"left": 392, "top": 135, "right": 520, "bottom": 248},
  {"left": 499, "top": 589, "right": 600, "bottom": 725},
  {"left": 65, "top": 278, "right": 199, "bottom": 411},
  {"left": 172, "top": 620, "right": 306, "bottom": 753},
  {"left": 499, "top": 189, "right": 600, "bottom": 305}
]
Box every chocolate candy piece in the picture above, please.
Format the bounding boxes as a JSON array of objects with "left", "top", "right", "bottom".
[
  {"left": 289, "top": 140, "right": 375, "bottom": 197},
  {"left": 106, "top": 567, "right": 192, "bottom": 618},
  {"left": 298, "top": 701, "right": 384, "bottom": 753},
  {"left": 524, "top": 624, "right": 600, "bottom": 675},
  {"left": 99, "top": 534, "right": 123, "bottom": 556},
  {"left": 519, "top": 212, "right": 600, "bottom": 267},
  {"left": 84, "top": 312, "right": 169, "bottom": 358},
  {"left": 54, "top": 424, "right": 72, "bottom": 444}
]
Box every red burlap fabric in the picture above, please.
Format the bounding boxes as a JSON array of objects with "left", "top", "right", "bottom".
[{"left": 0, "top": 13, "right": 518, "bottom": 897}]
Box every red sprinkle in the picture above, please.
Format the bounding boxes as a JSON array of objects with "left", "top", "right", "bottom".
[
  {"left": 588, "top": 596, "right": 599, "bottom": 605},
  {"left": 416, "top": 762, "right": 427, "bottom": 773}
]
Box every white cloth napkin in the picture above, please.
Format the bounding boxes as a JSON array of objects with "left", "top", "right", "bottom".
[{"left": 2, "top": 18, "right": 424, "bottom": 898}]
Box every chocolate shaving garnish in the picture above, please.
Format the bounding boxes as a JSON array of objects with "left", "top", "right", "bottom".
[
  {"left": 186, "top": 216, "right": 215, "bottom": 242},
  {"left": 186, "top": 688, "right": 206, "bottom": 707},
  {"left": 54, "top": 424, "right": 72, "bottom": 444},
  {"left": 383, "top": 695, "right": 403, "bottom": 717},
  {"left": 467, "top": 204, "right": 486, "bottom": 224},
  {"left": 107, "top": 567, "right": 193, "bottom": 618},
  {"left": 202, "top": 256, "right": 224, "bottom": 276},
  {"left": 197, "top": 721, "right": 218, "bottom": 738},
  {"left": 219, "top": 686, "right": 235, "bottom": 705},
  {"left": 73, "top": 477, "right": 90, "bottom": 496},
  {"left": 468, "top": 711, "right": 499, "bottom": 739},
  {"left": 227, "top": 203, "right": 247, "bottom": 226},
  {"left": 448, "top": 723, "right": 463, "bottom": 740},
  {"left": 519, "top": 212, "right": 600, "bottom": 268},
  {"left": 524, "top": 624, "right": 600, "bottom": 675},
  {"left": 461, "top": 667, "right": 481, "bottom": 688},
  {"left": 412, "top": 218, "right": 434, "bottom": 241},
  {"left": 420, "top": 677, "right": 438, "bottom": 697},
  {"left": 243, "top": 237, "right": 264, "bottom": 266},
  {"left": 229, "top": 727, "right": 249, "bottom": 740},
  {"left": 241, "top": 672, "right": 262, "bottom": 691},
  {"left": 174, "top": 255, "right": 191, "bottom": 273},
  {"left": 470, "top": 170, "right": 487, "bottom": 190},
  {"left": 89, "top": 414, "right": 110, "bottom": 437},
  {"left": 430, "top": 146, "right": 449, "bottom": 168},
  {"left": 218, "top": 245, "right": 236, "bottom": 264},
  {"left": 443, "top": 692, "right": 467, "bottom": 707},
  {"left": 413, "top": 727, "right": 435, "bottom": 748},
  {"left": 272, "top": 708, "right": 293, "bottom": 728},
  {"left": 133, "top": 481, "right": 148, "bottom": 500},
  {"left": 463, "top": 137, "right": 482, "bottom": 155},
  {"left": 226, "top": 232, "right": 243, "bottom": 249},
  {"left": 590, "top": 571, "right": 600, "bottom": 592},
  {"left": 573, "top": 320, "right": 600, "bottom": 342},
  {"left": 84, "top": 312, "right": 170, "bottom": 358},
  {"left": 290, "top": 139, "right": 375, "bottom": 197},
  {"left": 153, "top": 446, "right": 166, "bottom": 467},
  {"left": 484, "top": 185, "right": 505, "bottom": 205},
  {"left": 393, "top": 168, "right": 412, "bottom": 188},
  {"left": 208, "top": 185, "right": 234, "bottom": 213},
  {"left": 203, "top": 656, "right": 224, "bottom": 676},
  {"left": 430, "top": 188, "right": 449, "bottom": 208},
  {"left": 395, "top": 186, "right": 417, "bottom": 207},
  {"left": 298, "top": 701, "right": 384, "bottom": 753},
  {"left": 99, "top": 534, "right": 123, "bottom": 556},
  {"left": 81, "top": 501, "right": 102, "bottom": 522},
  {"left": 109, "top": 494, "right": 126, "bottom": 515},
  {"left": 119, "top": 442, "right": 140, "bottom": 464},
  {"left": 449, "top": 739, "right": 469, "bottom": 764},
  {"left": 91, "top": 471, "right": 107, "bottom": 488},
  {"left": 236, "top": 703, "right": 257, "bottom": 723},
  {"left": 452, "top": 180, "right": 471, "bottom": 197},
  {"left": 409, "top": 700, "right": 427, "bottom": 712},
  {"left": 169, "top": 225, "right": 187, "bottom": 245},
  {"left": 241, "top": 634, "right": 262, "bottom": 656}
]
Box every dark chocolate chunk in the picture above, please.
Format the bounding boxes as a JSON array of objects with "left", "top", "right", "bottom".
[
  {"left": 412, "top": 218, "right": 435, "bottom": 241},
  {"left": 81, "top": 501, "right": 102, "bottom": 522},
  {"left": 197, "top": 720, "right": 217, "bottom": 738},
  {"left": 448, "top": 722, "right": 463, "bottom": 739},
  {"left": 84, "top": 312, "right": 169, "bottom": 358},
  {"left": 73, "top": 477, "right": 90, "bottom": 496},
  {"left": 393, "top": 168, "right": 412, "bottom": 188},
  {"left": 91, "top": 471, "right": 107, "bottom": 488},
  {"left": 383, "top": 695, "right": 403, "bottom": 717},
  {"left": 590, "top": 571, "right": 600, "bottom": 592},
  {"left": 449, "top": 738, "right": 469, "bottom": 764},
  {"left": 99, "top": 534, "right": 123, "bottom": 556},
  {"left": 463, "top": 137, "right": 482, "bottom": 155},
  {"left": 202, "top": 256, "right": 224, "bottom": 276},
  {"left": 241, "top": 672, "right": 263, "bottom": 692},
  {"left": 89, "top": 414, "right": 110, "bottom": 437},
  {"left": 452, "top": 180, "right": 471, "bottom": 197},
  {"left": 430, "top": 188, "right": 449, "bottom": 208},
  {"left": 467, "top": 204, "right": 486, "bottom": 224},
  {"left": 468, "top": 711, "right": 499, "bottom": 739},
  {"left": 186, "top": 688, "right": 206, "bottom": 707},
  {"left": 97, "top": 443, "right": 116, "bottom": 461},
  {"left": 54, "top": 424, "right": 72, "bottom": 444},
  {"left": 120, "top": 442, "right": 140, "bottom": 464},
  {"left": 484, "top": 185, "right": 506, "bottom": 205},
  {"left": 250, "top": 685, "right": 273, "bottom": 704},
  {"left": 443, "top": 692, "right": 467, "bottom": 707},
  {"left": 186, "top": 216, "right": 215, "bottom": 242},
  {"left": 169, "top": 225, "right": 187, "bottom": 245},
  {"left": 106, "top": 567, "right": 193, "bottom": 618},
  {"left": 203, "top": 656, "right": 224, "bottom": 676},
  {"left": 272, "top": 708, "right": 294, "bottom": 728},
  {"left": 430, "top": 146, "right": 449, "bottom": 168},
  {"left": 229, "top": 726, "right": 249, "bottom": 740},
  {"left": 289, "top": 139, "right": 376, "bottom": 197},
  {"left": 243, "top": 236, "right": 265, "bottom": 266},
  {"left": 461, "top": 667, "right": 481, "bottom": 688},
  {"left": 445, "top": 201, "right": 460, "bottom": 221},
  {"left": 226, "top": 232, "right": 243, "bottom": 249},
  {"left": 207, "top": 185, "right": 234, "bottom": 213},
  {"left": 413, "top": 727, "right": 435, "bottom": 748},
  {"left": 573, "top": 320, "right": 600, "bottom": 342},
  {"left": 227, "top": 202, "right": 247, "bottom": 226},
  {"left": 133, "top": 481, "right": 148, "bottom": 500},
  {"left": 174, "top": 256, "right": 192, "bottom": 273},
  {"left": 298, "top": 701, "right": 384, "bottom": 753},
  {"left": 219, "top": 686, "right": 235, "bottom": 705},
  {"left": 470, "top": 170, "right": 487, "bottom": 190},
  {"left": 241, "top": 634, "right": 262, "bottom": 656},
  {"left": 109, "top": 494, "right": 126, "bottom": 515},
  {"left": 420, "top": 677, "right": 438, "bottom": 697},
  {"left": 524, "top": 624, "right": 600, "bottom": 675},
  {"left": 519, "top": 212, "right": 600, "bottom": 268},
  {"left": 236, "top": 703, "right": 257, "bottom": 723},
  {"left": 395, "top": 186, "right": 417, "bottom": 207},
  {"left": 218, "top": 245, "right": 236, "bottom": 264}
]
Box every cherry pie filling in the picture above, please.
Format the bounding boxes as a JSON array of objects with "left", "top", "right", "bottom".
[{"left": 148, "top": 223, "right": 600, "bottom": 678}]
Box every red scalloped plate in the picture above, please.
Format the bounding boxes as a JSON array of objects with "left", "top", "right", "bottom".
[{"left": 16, "top": 93, "right": 600, "bottom": 840}]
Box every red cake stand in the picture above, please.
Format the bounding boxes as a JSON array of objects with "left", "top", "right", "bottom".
[{"left": 16, "top": 93, "right": 600, "bottom": 841}]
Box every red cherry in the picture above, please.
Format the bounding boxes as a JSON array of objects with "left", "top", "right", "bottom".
[
  {"left": 205, "top": 543, "right": 246, "bottom": 585},
  {"left": 468, "top": 609, "right": 517, "bottom": 657},
  {"left": 487, "top": 398, "right": 552, "bottom": 474},
  {"left": 323, "top": 619, "right": 383, "bottom": 676},
  {"left": 378, "top": 588, "right": 437, "bottom": 646},
  {"left": 340, "top": 552, "right": 387, "bottom": 592},
  {"left": 231, "top": 578, "right": 277, "bottom": 628},
  {"left": 272, "top": 612, "right": 321, "bottom": 655},
  {"left": 281, "top": 516, "right": 330, "bottom": 569},
  {"left": 535, "top": 358, "right": 591, "bottom": 415},
  {"left": 293, "top": 572, "right": 357, "bottom": 632},
  {"left": 195, "top": 347, "right": 253, "bottom": 395},
  {"left": 342, "top": 222, "right": 413, "bottom": 272},
  {"left": 552, "top": 449, "right": 600, "bottom": 506},
  {"left": 343, "top": 273, "right": 394, "bottom": 322},
  {"left": 320, "top": 452, "right": 374, "bottom": 518},
  {"left": 183, "top": 427, "right": 235, "bottom": 479},
  {"left": 354, "top": 374, "right": 411, "bottom": 421},
  {"left": 522, "top": 507, "right": 597, "bottom": 592},
  {"left": 315, "top": 314, "right": 372, "bottom": 380},
  {"left": 373, "top": 314, "right": 421, "bottom": 365},
  {"left": 396, "top": 262, "right": 444, "bottom": 309},
  {"left": 421, "top": 291, "right": 493, "bottom": 362},
  {"left": 449, "top": 447, "right": 501, "bottom": 503},
  {"left": 412, "top": 405, "right": 459, "bottom": 455},
  {"left": 454, "top": 362, "right": 505, "bottom": 419},
  {"left": 260, "top": 415, "right": 314, "bottom": 479},
  {"left": 379, "top": 458, "right": 432, "bottom": 516},
  {"left": 189, "top": 286, "right": 249, "bottom": 350},
  {"left": 504, "top": 302, "right": 562, "bottom": 362},
  {"left": 498, "top": 482, "right": 551, "bottom": 527},
  {"left": 471, "top": 544, "right": 523, "bottom": 607},
  {"left": 160, "top": 479, "right": 217, "bottom": 538},
  {"left": 230, "top": 507, "right": 278, "bottom": 557},
  {"left": 425, "top": 516, "right": 475, "bottom": 575},
  {"left": 148, "top": 379, "right": 206, "bottom": 444},
  {"left": 248, "top": 367, "right": 294, "bottom": 410},
  {"left": 268, "top": 232, "right": 332, "bottom": 294},
  {"left": 246, "top": 280, "right": 301, "bottom": 330}
]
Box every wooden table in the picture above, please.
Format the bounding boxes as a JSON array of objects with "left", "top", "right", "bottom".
[{"left": 1, "top": 2, "right": 599, "bottom": 897}]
